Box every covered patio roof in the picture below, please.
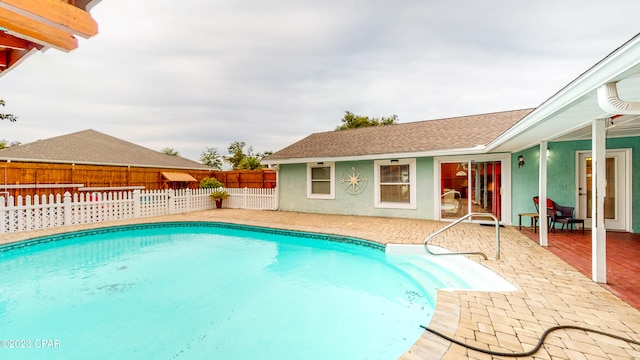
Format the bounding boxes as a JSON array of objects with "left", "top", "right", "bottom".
[
  {"left": 487, "top": 32, "right": 640, "bottom": 285},
  {"left": 488, "top": 33, "right": 640, "bottom": 152},
  {"left": 0, "top": 0, "right": 101, "bottom": 76}
]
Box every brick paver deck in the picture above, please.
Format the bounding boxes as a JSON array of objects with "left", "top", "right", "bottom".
[{"left": 2, "top": 209, "right": 639, "bottom": 359}]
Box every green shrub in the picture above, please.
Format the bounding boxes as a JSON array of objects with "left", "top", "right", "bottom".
[{"left": 200, "top": 177, "right": 223, "bottom": 189}]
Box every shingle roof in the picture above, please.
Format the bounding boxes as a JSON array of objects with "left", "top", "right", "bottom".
[
  {"left": 0, "top": 129, "right": 211, "bottom": 170},
  {"left": 265, "top": 109, "right": 534, "bottom": 162}
]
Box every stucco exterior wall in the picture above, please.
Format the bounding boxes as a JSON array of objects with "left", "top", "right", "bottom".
[
  {"left": 278, "top": 158, "right": 435, "bottom": 220},
  {"left": 510, "top": 137, "right": 639, "bottom": 232}
]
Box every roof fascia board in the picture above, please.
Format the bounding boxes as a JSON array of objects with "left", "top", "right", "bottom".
[
  {"left": 0, "top": 7, "right": 78, "bottom": 51},
  {"left": 0, "top": 0, "right": 98, "bottom": 38},
  {"left": 485, "top": 34, "right": 640, "bottom": 152},
  {"left": 262, "top": 146, "right": 489, "bottom": 165}
]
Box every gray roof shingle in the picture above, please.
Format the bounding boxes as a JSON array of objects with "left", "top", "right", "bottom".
[
  {"left": 0, "top": 129, "right": 211, "bottom": 170},
  {"left": 265, "top": 109, "right": 533, "bottom": 161}
]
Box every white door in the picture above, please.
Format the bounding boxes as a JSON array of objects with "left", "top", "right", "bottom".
[{"left": 577, "top": 150, "right": 630, "bottom": 231}]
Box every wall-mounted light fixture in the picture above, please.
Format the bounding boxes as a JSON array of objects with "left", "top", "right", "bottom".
[{"left": 518, "top": 155, "right": 525, "bottom": 168}]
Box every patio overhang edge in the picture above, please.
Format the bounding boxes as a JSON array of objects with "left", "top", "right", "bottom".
[{"left": 485, "top": 33, "right": 640, "bottom": 153}]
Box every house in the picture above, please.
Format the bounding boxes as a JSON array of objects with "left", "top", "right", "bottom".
[
  {"left": 264, "top": 109, "right": 532, "bottom": 222},
  {"left": 264, "top": 32, "right": 640, "bottom": 284},
  {"left": 0, "top": 1, "right": 102, "bottom": 76},
  {"left": 0, "top": 129, "right": 213, "bottom": 197}
]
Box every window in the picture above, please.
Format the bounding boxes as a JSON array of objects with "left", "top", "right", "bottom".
[
  {"left": 307, "top": 162, "right": 335, "bottom": 199},
  {"left": 374, "top": 159, "right": 416, "bottom": 209}
]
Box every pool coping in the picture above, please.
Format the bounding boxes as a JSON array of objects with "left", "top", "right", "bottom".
[{"left": 0, "top": 221, "right": 386, "bottom": 252}]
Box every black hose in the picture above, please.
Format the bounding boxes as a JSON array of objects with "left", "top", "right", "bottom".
[{"left": 420, "top": 324, "right": 640, "bottom": 357}]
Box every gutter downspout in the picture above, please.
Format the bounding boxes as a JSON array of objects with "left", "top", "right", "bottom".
[
  {"left": 597, "top": 82, "right": 640, "bottom": 114},
  {"left": 593, "top": 82, "right": 640, "bottom": 283}
]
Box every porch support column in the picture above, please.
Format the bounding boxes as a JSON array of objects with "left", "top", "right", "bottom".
[
  {"left": 538, "top": 141, "right": 549, "bottom": 247},
  {"left": 592, "top": 118, "right": 607, "bottom": 283}
]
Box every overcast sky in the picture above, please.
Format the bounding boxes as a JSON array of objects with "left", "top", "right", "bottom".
[{"left": 1, "top": 0, "right": 639, "bottom": 162}]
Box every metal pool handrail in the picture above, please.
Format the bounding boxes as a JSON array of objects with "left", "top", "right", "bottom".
[{"left": 423, "top": 212, "right": 501, "bottom": 260}]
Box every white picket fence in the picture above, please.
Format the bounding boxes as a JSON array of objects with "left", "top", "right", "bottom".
[{"left": 0, "top": 187, "right": 278, "bottom": 234}]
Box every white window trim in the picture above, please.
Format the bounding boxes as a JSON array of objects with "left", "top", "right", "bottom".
[
  {"left": 307, "top": 162, "right": 335, "bottom": 199},
  {"left": 374, "top": 159, "right": 417, "bottom": 209}
]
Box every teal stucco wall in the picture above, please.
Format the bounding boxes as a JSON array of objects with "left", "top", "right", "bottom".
[
  {"left": 510, "top": 137, "right": 639, "bottom": 232},
  {"left": 278, "top": 158, "right": 435, "bottom": 220}
]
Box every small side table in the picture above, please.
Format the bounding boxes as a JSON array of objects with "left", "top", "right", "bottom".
[
  {"left": 518, "top": 213, "right": 539, "bottom": 233},
  {"left": 561, "top": 218, "right": 585, "bottom": 234}
]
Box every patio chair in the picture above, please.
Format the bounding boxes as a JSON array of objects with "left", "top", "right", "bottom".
[
  {"left": 533, "top": 196, "right": 584, "bottom": 234},
  {"left": 441, "top": 190, "right": 461, "bottom": 216},
  {"left": 533, "top": 196, "right": 553, "bottom": 229},
  {"left": 549, "top": 200, "right": 585, "bottom": 234}
]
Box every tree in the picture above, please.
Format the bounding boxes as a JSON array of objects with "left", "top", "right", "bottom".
[
  {"left": 223, "top": 141, "right": 271, "bottom": 170},
  {"left": 335, "top": 111, "right": 397, "bottom": 130},
  {"left": 0, "top": 100, "right": 18, "bottom": 122},
  {"left": 0, "top": 140, "right": 20, "bottom": 150},
  {"left": 224, "top": 141, "right": 248, "bottom": 169},
  {"left": 161, "top": 147, "right": 179, "bottom": 156},
  {"left": 238, "top": 150, "right": 272, "bottom": 170},
  {"left": 200, "top": 147, "right": 223, "bottom": 169},
  {"left": 237, "top": 156, "right": 263, "bottom": 170}
]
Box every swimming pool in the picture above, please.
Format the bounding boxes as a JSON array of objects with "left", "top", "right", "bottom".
[{"left": 0, "top": 222, "right": 490, "bottom": 359}]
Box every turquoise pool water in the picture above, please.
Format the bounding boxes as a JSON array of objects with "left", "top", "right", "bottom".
[{"left": 0, "top": 222, "right": 471, "bottom": 359}]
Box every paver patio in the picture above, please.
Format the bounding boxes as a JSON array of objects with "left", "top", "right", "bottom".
[
  {"left": 1, "top": 209, "right": 639, "bottom": 359},
  {"left": 519, "top": 228, "right": 640, "bottom": 311}
]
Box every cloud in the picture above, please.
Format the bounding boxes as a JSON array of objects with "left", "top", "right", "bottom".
[{"left": 1, "top": 0, "right": 638, "bottom": 161}]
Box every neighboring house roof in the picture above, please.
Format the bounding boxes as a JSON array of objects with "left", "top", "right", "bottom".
[
  {"left": 265, "top": 109, "right": 533, "bottom": 163},
  {"left": 0, "top": 129, "right": 211, "bottom": 170}
]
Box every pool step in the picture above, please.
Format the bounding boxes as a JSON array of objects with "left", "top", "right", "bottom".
[
  {"left": 388, "top": 253, "right": 472, "bottom": 292},
  {"left": 386, "top": 244, "right": 517, "bottom": 293}
]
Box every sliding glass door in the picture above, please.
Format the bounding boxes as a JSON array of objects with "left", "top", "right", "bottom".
[{"left": 440, "top": 160, "right": 502, "bottom": 221}]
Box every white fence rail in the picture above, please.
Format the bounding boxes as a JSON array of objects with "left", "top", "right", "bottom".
[{"left": 0, "top": 188, "right": 277, "bottom": 234}]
